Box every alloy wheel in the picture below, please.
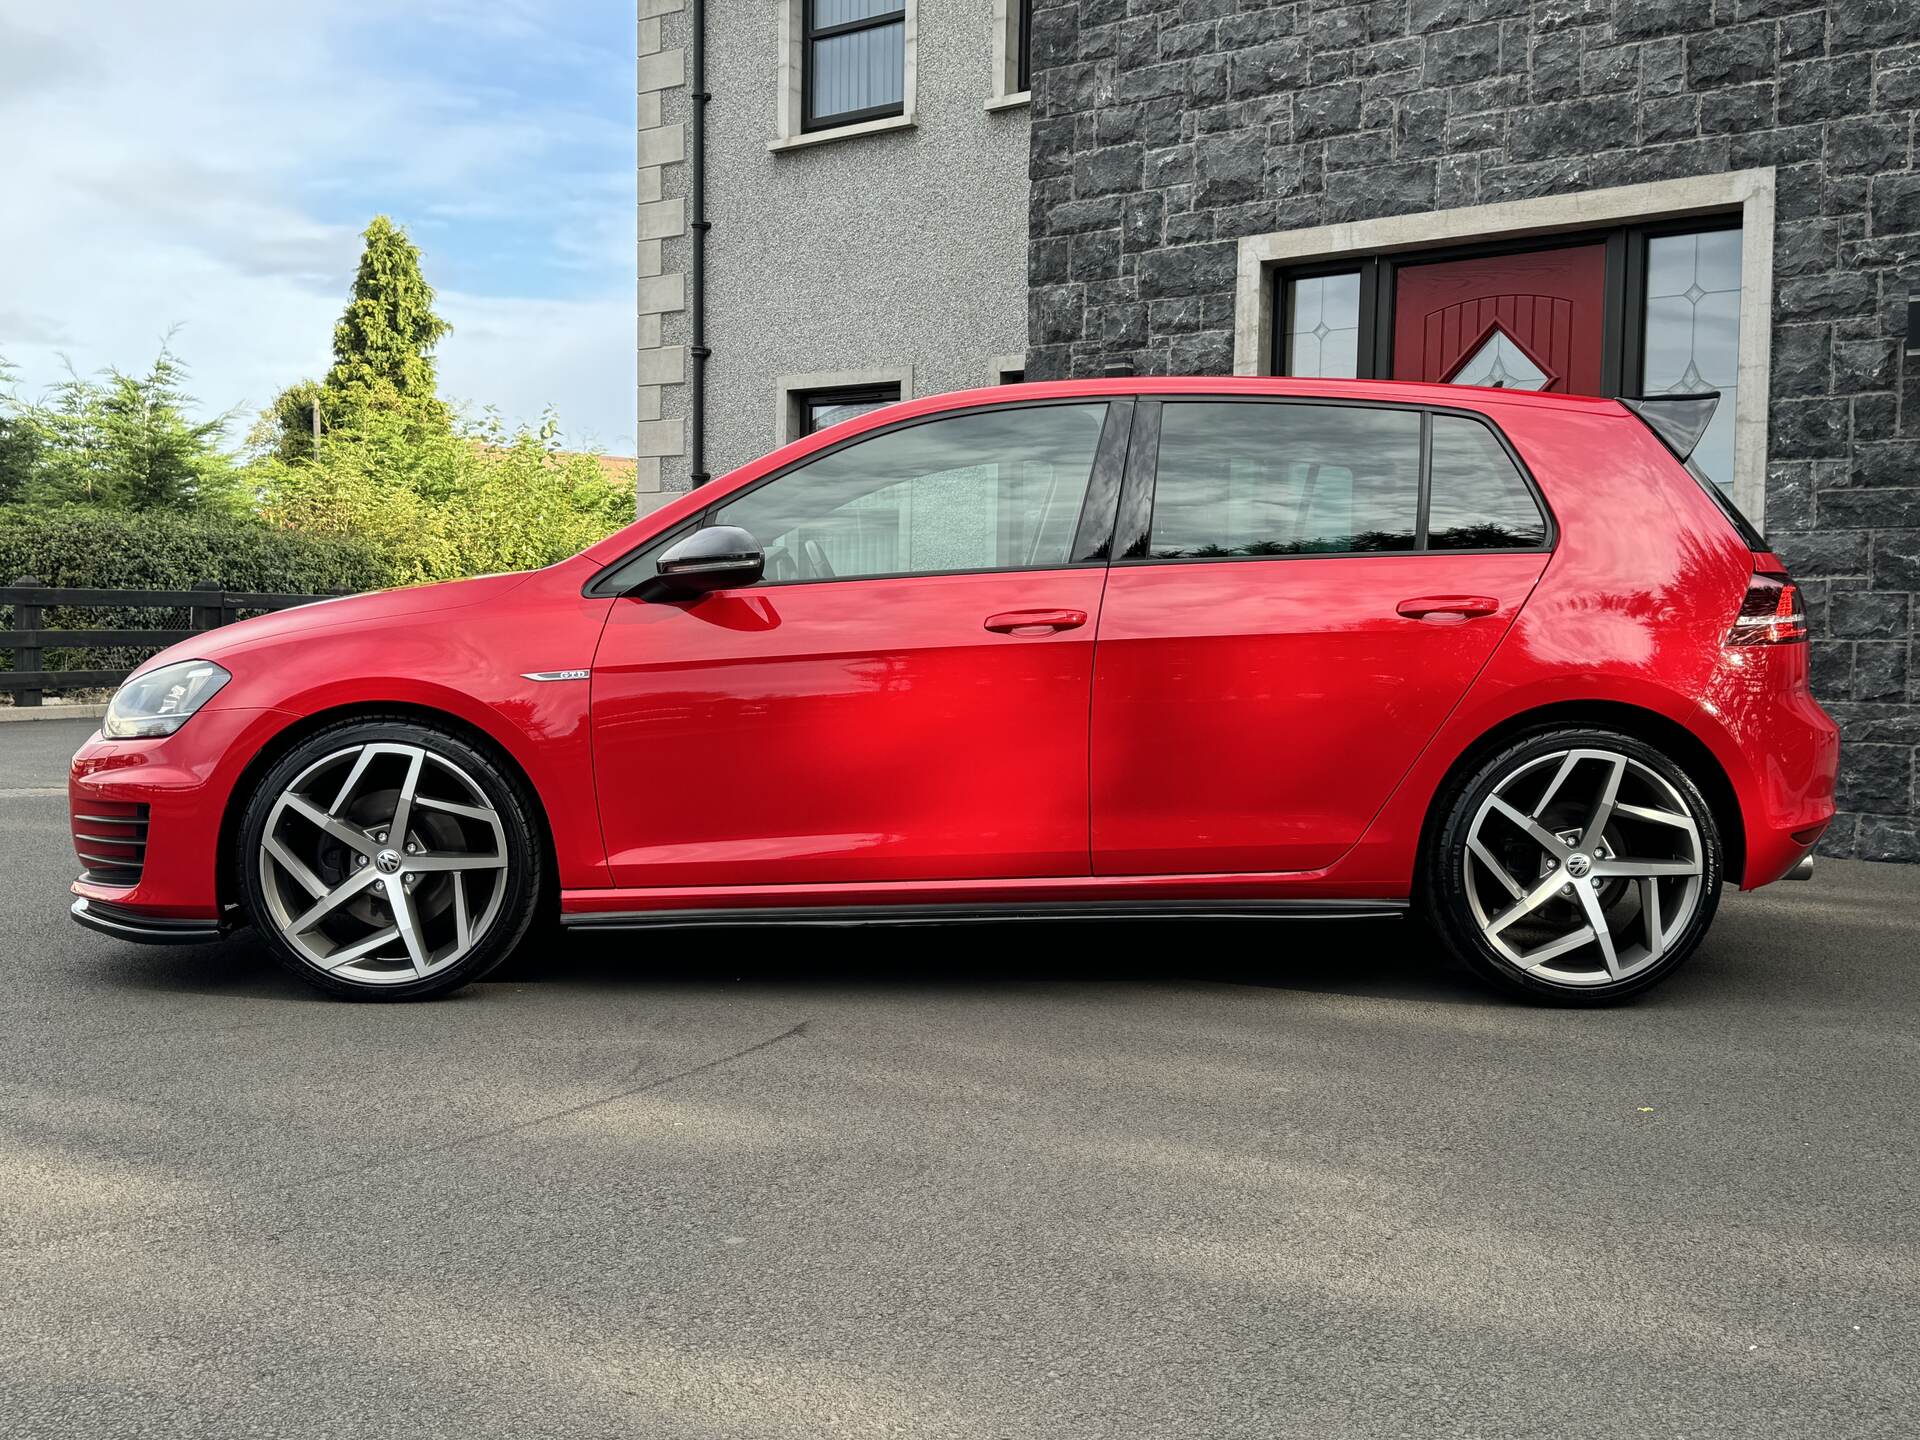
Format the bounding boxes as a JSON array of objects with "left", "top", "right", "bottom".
[
  {"left": 256, "top": 743, "right": 510, "bottom": 986},
  {"left": 1461, "top": 747, "right": 1704, "bottom": 988}
]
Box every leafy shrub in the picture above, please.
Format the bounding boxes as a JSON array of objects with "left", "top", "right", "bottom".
[
  {"left": 0, "top": 505, "right": 391, "bottom": 686},
  {"left": 253, "top": 408, "right": 634, "bottom": 585}
]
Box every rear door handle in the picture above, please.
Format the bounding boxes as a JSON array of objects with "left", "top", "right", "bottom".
[
  {"left": 984, "top": 608, "right": 1088, "bottom": 635},
  {"left": 1397, "top": 595, "right": 1499, "bottom": 620}
]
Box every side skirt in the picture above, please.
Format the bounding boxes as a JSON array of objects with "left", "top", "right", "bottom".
[{"left": 560, "top": 899, "right": 1407, "bottom": 931}]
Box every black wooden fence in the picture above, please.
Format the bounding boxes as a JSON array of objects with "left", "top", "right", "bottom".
[{"left": 1, "top": 577, "right": 349, "bottom": 707}]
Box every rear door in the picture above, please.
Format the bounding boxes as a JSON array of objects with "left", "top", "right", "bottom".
[{"left": 1089, "top": 398, "right": 1552, "bottom": 876}]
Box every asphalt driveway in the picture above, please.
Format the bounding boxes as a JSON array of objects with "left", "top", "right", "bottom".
[{"left": 2, "top": 716, "right": 1916, "bottom": 1438}]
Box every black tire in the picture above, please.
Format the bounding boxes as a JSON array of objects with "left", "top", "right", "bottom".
[
  {"left": 1421, "top": 726, "right": 1723, "bottom": 1005},
  {"left": 236, "top": 717, "right": 546, "bottom": 1001}
]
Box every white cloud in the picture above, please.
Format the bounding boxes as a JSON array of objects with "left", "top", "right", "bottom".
[{"left": 0, "top": 1, "right": 635, "bottom": 452}]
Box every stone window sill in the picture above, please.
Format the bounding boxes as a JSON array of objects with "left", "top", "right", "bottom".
[
  {"left": 769, "top": 113, "right": 916, "bottom": 154},
  {"left": 985, "top": 91, "right": 1030, "bottom": 113}
]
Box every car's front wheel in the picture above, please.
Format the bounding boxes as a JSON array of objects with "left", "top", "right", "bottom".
[
  {"left": 1423, "top": 727, "right": 1723, "bottom": 1004},
  {"left": 236, "top": 718, "right": 544, "bottom": 1000}
]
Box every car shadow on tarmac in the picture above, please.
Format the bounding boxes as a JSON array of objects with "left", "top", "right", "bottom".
[{"left": 61, "top": 910, "right": 1499, "bottom": 1007}]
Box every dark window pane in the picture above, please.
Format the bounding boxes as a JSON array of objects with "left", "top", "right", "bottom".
[
  {"left": 1426, "top": 416, "right": 1546, "bottom": 550},
  {"left": 1149, "top": 403, "right": 1419, "bottom": 558},
  {"left": 1018, "top": 0, "right": 1032, "bottom": 91},
  {"left": 718, "top": 404, "right": 1107, "bottom": 581},
  {"left": 813, "top": 0, "right": 903, "bottom": 23}
]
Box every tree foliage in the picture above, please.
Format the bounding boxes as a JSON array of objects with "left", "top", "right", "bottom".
[
  {"left": 0, "top": 345, "right": 241, "bottom": 513},
  {"left": 322, "top": 215, "right": 451, "bottom": 432},
  {"left": 3, "top": 214, "right": 634, "bottom": 594},
  {"left": 253, "top": 407, "right": 633, "bottom": 585},
  {"left": 0, "top": 358, "right": 38, "bottom": 505}
]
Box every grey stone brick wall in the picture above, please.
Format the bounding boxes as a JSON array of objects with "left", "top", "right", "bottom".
[{"left": 1025, "top": 0, "right": 1920, "bottom": 861}]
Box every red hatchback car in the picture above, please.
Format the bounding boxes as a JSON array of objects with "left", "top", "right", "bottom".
[{"left": 69, "top": 378, "right": 1837, "bottom": 1003}]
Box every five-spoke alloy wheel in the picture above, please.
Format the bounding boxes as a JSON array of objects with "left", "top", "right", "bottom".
[
  {"left": 238, "top": 719, "right": 543, "bottom": 999},
  {"left": 1424, "top": 727, "right": 1723, "bottom": 1003}
]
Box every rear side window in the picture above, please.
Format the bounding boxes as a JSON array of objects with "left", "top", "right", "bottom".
[
  {"left": 1426, "top": 415, "right": 1547, "bottom": 550},
  {"left": 1148, "top": 402, "right": 1421, "bottom": 558}
]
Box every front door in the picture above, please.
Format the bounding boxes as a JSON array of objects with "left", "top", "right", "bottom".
[
  {"left": 1090, "top": 398, "right": 1552, "bottom": 876},
  {"left": 591, "top": 401, "right": 1119, "bottom": 889},
  {"left": 1392, "top": 243, "right": 1609, "bottom": 395}
]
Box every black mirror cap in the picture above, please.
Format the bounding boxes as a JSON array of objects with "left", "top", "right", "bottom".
[{"left": 655, "top": 525, "right": 765, "bottom": 595}]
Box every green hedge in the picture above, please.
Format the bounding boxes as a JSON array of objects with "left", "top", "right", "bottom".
[{"left": 1, "top": 505, "right": 393, "bottom": 687}]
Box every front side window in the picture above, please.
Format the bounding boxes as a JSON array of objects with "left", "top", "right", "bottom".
[
  {"left": 1147, "top": 402, "right": 1420, "bottom": 559},
  {"left": 1426, "top": 415, "right": 1547, "bottom": 550},
  {"left": 805, "top": 0, "right": 906, "bottom": 131},
  {"left": 717, "top": 404, "right": 1107, "bottom": 582}
]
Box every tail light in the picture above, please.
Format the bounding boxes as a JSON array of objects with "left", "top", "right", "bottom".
[{"left": 1727, "top": 570, "right": 1807, "bottom": 647}]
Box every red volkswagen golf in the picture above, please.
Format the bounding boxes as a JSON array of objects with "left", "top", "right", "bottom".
[{"left": 68, "top": 378, "right": 1837, "bottom": 1003}]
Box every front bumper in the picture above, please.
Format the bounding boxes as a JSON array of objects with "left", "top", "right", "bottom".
[
  {"left": 70, "top": 896, "right": 234, "bottom": 945},
  {"left": 68, "top": 706, "right": 299, "bottom": 921}
]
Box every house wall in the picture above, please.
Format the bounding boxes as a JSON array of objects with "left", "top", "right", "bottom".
[
  {"left": 1024, "top": 0, "right": 1920, "bottom": 860},
  {"left": 663, "top": 1, "right": 1033, "bottom": 482}
]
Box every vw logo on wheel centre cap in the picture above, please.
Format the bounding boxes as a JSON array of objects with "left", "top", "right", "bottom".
[{"left": 375, "top": 849, "right": 404, "bottom": 874}]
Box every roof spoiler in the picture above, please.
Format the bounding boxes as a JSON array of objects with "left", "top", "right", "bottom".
[{"left": 1621, "top": 393, "right": 1720, "bottom": 462}]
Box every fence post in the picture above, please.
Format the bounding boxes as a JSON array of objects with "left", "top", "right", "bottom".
[
  {"left": 11, "top": 574, "right": 43, "bottom": 708},
  {"left": 190, "top": 579, "right": 225, "bottom": 636}
]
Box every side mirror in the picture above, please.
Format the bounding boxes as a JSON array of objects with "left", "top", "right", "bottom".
[{"left": 655, "top": 525, "right": 764, "bottom": 595}]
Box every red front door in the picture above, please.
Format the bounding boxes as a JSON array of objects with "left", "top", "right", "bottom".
[
  {"left": 590, "top": 571, "right": 1104, "bottom": 888},
  {"left": 1392, "top": 243, "right": 1608, "bottom": 395}
]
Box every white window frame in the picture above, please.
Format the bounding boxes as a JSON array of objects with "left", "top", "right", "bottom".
[
  {"left": 772, "top": 0, "right": 919, "bottom": 152},
  {"left": 774, "top": 365, "right": 916, "bottom": 447},
  {"left": 1232, "top": 170, "right": 1778, "bottom": 527}
]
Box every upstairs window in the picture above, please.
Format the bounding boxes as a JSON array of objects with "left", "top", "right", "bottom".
[
  {"left": 798, "top": 383, "right": 900, "bottom": 436},
  {"left": 805, "top": 1, "right": 907, "bottom": 131},
  {"left": 1018, "top": 0, "right": 1032, "bottom": 92}
]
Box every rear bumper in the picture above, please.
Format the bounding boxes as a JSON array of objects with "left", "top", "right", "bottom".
[{"left": 70, "top": 896, "right": 233, "bottom": 945}]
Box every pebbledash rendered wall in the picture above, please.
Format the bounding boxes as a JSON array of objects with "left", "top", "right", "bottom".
[
  {"left": 1023, "top": 0, "right": 1920, "bottom": 861},
  {"left": 638, "top": 1, "right": 1031, "bottom": 493}
]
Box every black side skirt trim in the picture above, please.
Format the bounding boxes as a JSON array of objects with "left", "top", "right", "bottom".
[{"left": 561, "top": 899, "right": 1408, "bottom": 931}]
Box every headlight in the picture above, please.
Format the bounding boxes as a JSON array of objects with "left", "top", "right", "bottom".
[{"left": 103, "top": 660, "right": 231, "bottom": 739}]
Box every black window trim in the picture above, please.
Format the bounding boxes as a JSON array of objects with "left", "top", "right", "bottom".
[
  {"left": 802, "top": 0, "right": 909, "bottom": 133},
  {"left": 584, "top": 397, "right": 1133, "bottom": 597},
  {"left": 795, "top": 381, "right": 903, "bottom": 438},
  {"left": 1270, "top": 215, "right": 1746, "bottom": 409},
  {"left": 1110, "top": 394, "right": 1557, "bottom": 570},
  {"left": 1016, "top": 0, "right": 1032, "bottom": 93}
]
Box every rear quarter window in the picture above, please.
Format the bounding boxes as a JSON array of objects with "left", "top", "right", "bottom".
[{"left": 1426, "top": 415, "right": 1548, "bottom": 551}]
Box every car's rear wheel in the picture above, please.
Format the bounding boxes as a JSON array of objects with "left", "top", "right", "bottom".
[
  {"left": 236, "top": 719, "right": 544, "bottom": 1000},
  {"left": 1423, "top": 727, "right": 1723, "bottom": 1004}
]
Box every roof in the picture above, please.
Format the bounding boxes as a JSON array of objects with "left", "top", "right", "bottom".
[{"left": 921, "top": 374, "right": 1627, "bottom": 415}]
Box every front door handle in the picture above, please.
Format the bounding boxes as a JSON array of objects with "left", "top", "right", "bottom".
[
  {"left": 1397, "top": 595, "right": 1499, "bottom": 620},
  {"left": 984, "top": 608, "right": 1088, "bottom": 635}
]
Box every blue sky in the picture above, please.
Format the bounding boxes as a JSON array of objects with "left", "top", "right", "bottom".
[{"left": 0, "top": 1, "right": 637, "bottom": 453}]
